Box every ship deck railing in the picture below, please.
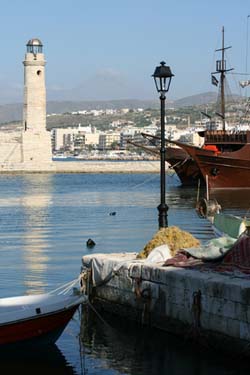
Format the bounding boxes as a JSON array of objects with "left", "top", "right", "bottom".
[{"left": 205, "top": 130, "right": 250, "bottom": 144}]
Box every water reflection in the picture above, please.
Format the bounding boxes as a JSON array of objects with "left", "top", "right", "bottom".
[
  {"left": 21, "top": 175, "right": 53, "bottom": 294},
  {"left": 0, "top": 172, "right": 249, "bottom": 374},
  {"left": 209, "top": 189, "right": 250, "bottom": 211},
  {"left": 0, "top": 344, "right": 76, "bottom": 375},
  {"left": 80, "top": 309, "right": 250, "bottom": 375},
  {"left": 170, "top": 183, "right": 250, "bottom": 213}
]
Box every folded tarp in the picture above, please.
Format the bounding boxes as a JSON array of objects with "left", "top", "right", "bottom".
[{"left": 182, "top": 236, "right": 236, "bottom": 261}]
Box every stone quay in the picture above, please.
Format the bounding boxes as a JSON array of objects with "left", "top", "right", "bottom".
[{"left": 81, "top": 252, "right": 250, "bottom": 358}]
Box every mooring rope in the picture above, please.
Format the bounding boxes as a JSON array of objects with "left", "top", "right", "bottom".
[
  {"left": 48, "top": 277, "right": 80, "bottom": 295},
  {"left": 129, "top": 172, "right": 159, "bottom": 190},
  {"left": 87, "top": 299, "right": 112, "bottom": 328}
]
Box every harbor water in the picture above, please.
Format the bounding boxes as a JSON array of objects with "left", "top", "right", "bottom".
[{"left": 0, "top": 172, "right": 249, "bottom": 374}]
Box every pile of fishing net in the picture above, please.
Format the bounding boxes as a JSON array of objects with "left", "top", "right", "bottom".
[{"left": 136, "top": 226, "right": 200, "bottom": 259}]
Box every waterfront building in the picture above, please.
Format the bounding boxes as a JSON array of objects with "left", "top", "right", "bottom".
[
  {"left": 98, "top": 132, "right": 120, "bottom": 150},
  {"left": 120, "top": 127, "right": 142, "bottom": 149},
  {"left": 74, "top": 133, "right": 100, "bottom": 154},
  {"left": 52, "top": 126, "right": 99, "bottom": 153}
]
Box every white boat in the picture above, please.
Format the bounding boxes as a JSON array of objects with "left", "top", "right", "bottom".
[
  {"left": 0, "top": 283, "right": 87, "bottom": 347},
  {"left": 196, "top": 197, "right": 248, "bottom": 239},
  {"left": 53, "top": 153, "right": 68, "bottom": 159},
  {"left": 211, "top": 212, "right": 247, "bottom": 239}
]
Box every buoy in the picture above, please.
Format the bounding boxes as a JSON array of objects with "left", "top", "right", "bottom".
[{"left": 86, "top": 238, "right": 96, "bottom": 248}]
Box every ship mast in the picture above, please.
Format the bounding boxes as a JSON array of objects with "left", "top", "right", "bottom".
[
  {"left": 213, "top": 26, "right": 233, "bottom": 131},
  {"left": 221, "top": 27, "right": 226, "bottom": 130}
]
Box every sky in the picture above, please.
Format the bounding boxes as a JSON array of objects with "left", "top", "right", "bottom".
[{"left": 0, "top": 0, "right": 249, "bottom": 104}]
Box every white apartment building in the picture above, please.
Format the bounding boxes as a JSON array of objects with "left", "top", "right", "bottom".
[
  {"left": 140, "top": 125, "right": 158, "bottom": 135},
  {"left": 52, "top": 125, "right": 98, "bottom": 151},
  {"left": 74, "top": 133, "right": 99, "bottom": 153},
  {"left": 99, "top": 132, "right": 120, "bottom": 150}
]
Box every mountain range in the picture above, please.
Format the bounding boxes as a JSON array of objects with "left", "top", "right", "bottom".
[{"left": 0, "top": 92, "right": 219, "bottom": 124}]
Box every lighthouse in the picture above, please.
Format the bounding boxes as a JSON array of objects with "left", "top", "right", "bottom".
[{"left": 21, "top": 38, "right": 52, "bottom": 164}]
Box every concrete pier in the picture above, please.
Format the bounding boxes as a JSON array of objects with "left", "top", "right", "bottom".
[
  {"left": 0, "top": 160, "right": 160, "bottom": 173},
  {"left": 82, "top": 252, "right": 250, "bottom": 356}
]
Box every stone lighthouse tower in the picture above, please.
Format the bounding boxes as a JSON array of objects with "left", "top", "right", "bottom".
[{"left": 21, "top": 38, "right": 52, "bottom": 164}]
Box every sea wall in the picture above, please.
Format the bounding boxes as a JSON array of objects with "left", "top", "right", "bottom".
[
  {"left": 0, "top": 160, "right": 160, "bottom": 173},
  {"left": 82, "top": 252, "right": 250, "bottom": 356},
  {"left": 54, "top": 161, "right": 160, "bottom": 173}
]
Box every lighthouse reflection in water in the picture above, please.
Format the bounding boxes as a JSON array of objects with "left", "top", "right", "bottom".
[{"left": 0, "top": 173, "right": 249, "bottom": 375}]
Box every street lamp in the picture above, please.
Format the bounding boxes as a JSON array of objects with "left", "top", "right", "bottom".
[{"left": 152, "top": 61, "right": 174, "bottom": 228}]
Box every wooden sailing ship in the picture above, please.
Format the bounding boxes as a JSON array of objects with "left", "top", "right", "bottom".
[
  {"left": 167, "top": 27, "right": 250, "bottom": 190},
  {"left": 129, "top": 133, "right": 204, "bottom": 187}
]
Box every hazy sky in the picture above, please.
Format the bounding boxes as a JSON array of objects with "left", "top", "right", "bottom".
[{"left": 0, "top": 0, "right": 249, "bottom": 103}]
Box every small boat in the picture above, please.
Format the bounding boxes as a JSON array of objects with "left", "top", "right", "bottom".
[
  {"left": 212, "top": 211, "right": 247, "bottom": 239},
  {"left": 0, "top": 284, "right": 87, "bottom": 347},
  {"left": 53, "top": 153, "right": 68, "bottom": 159},
  {"left": 196, "top": 195, "right": 248, "bottom": 239}
]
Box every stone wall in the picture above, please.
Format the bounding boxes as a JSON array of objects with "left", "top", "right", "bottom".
[
  {"left": 21, "top": 130, "right": 52, "bottom": 163},
  {"left": 0, "top": 142, "right": 21, "bottom": 163},
  {"left": 82, "top": 253, "right": 250, "bottom": 356}
]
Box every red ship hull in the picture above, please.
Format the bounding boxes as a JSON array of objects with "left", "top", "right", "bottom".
[
  {"left": 171, "top": 140, "right": 250, "bottom": 190},
  {"left": 166, "top": 146, "right": 205, "bottom": 187}
]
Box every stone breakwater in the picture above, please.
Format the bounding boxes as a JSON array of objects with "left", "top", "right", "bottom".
[{"left": 0, "top": 161, "right": 160, "bottom": 173}]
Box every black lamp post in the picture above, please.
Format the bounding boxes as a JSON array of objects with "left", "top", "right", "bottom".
[{"left": 152, "top": 61, "right": 174, "bottom": 228}]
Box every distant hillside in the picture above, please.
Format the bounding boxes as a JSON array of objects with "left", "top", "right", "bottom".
[
  {"left": 0, "top": 100, "right": 159, "bottom": 124},
  {"left": 46, "top": 99, "right": 159, "bottom": 113},
  {"left": 174, "top": 92, "right": 217, "bottom": 107},
  {"left": 0, "top": 92, "right": 237, "bottom": 124},
  {"left": 0, "top": 103, "right": 23, "bottom": 124}
]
